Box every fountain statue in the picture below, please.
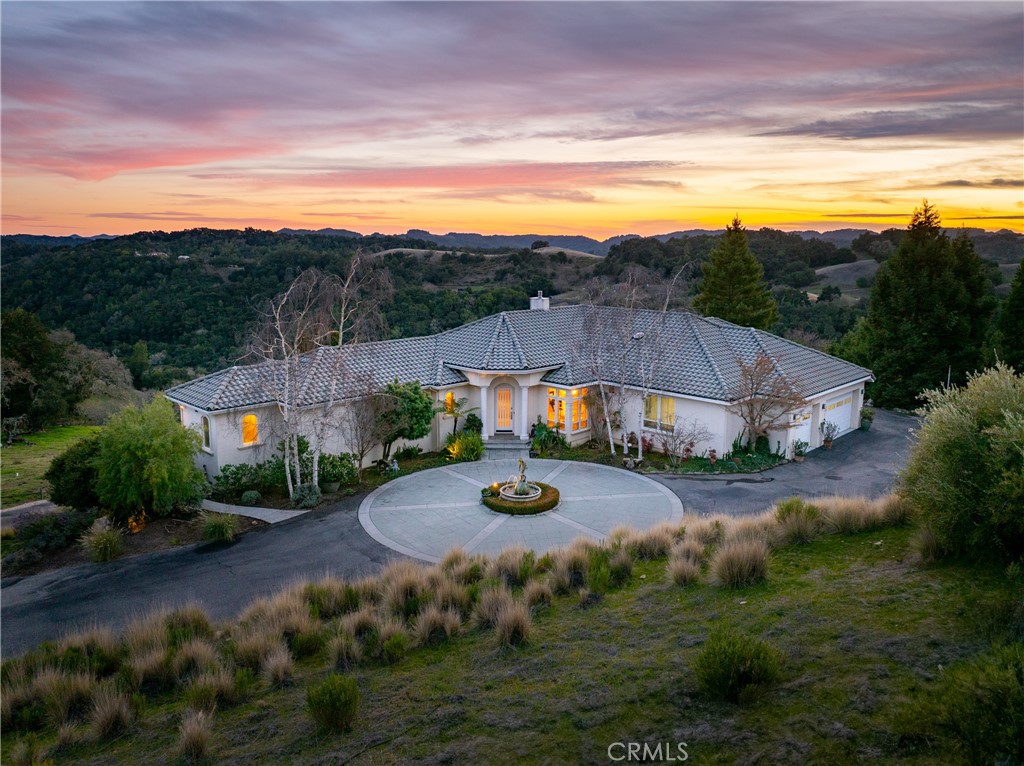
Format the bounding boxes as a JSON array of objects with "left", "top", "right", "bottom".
[{"left": 499, "top": 457, "right": 542, "bottom": 502}]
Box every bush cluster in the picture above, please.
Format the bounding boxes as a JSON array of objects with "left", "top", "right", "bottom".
[
  {"left": 2, "top": 509, "right": 99, "bottom": 572},
  {"left": 445, "top": 432, "right": 484, "bottom": 462},
  {"left": 694, "top": 629, "right": 782, "bottom": 703},
  {"left": 306, "top": 674, "right": 360, "bottom": 733}
]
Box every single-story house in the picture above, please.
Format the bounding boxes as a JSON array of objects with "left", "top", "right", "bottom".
[{"left": 165, "top": 293, "right": 872, "bottom": 476}]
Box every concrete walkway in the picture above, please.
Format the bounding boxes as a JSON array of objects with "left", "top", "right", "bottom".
[
  {"left": 201, "top": 498, "right": 309, "bottom": 525},
  {"left": 359, "top": 459, "right": 684, "bottom": 563}
]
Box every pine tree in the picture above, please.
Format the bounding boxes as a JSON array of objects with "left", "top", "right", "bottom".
[
  {"left": 996, "top": 261, "right": 1024, "bottom": 371},
  {"left": 693, "top": 217, "right": 779, "bottom": 329},
  {"left": 862, "top": 202, "right": 995, "bottom": 408}
]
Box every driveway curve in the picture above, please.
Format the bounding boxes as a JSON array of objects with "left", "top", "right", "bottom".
[
  {"left": 359, "top": 459, "right": 684, "bottom": 563},
  {"left": 1, "top": 410, "right": 916, "bottom": 657}
]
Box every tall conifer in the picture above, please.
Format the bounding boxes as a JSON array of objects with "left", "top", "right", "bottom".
[
  {"left": 863, "top": 202, "right": 994, "bottom": 408},
  {"left": 996, "top": 262, "right": 1024, "bottom": 371},
  {"left": 693, "top": 217, "right": 779, "bottom": 329}
]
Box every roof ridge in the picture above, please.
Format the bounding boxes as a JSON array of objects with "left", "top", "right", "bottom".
[
  {"left": 208, "top": 366, "right": 240, "bottom": 409},
  {"left": 503, "top": 313, "right": 528, "bottom": 367},
  {"left": 688, "top": 318, "right": 728, "bottom": 399},
  {"left": 482, "top": 312, "right": 506, "bottom": 368},
  {"left": 754, "top": 328, "right": 873, "bottom": 377}
]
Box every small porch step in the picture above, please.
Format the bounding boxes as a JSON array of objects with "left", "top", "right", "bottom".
[{"left": 483, "top": 437, "right": 531, "bottom": 461}]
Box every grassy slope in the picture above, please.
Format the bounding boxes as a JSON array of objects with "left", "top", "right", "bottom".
[
  {"left": 42, "top": 525, "right": 1011, "bottom": 766},
  {"left": 0, "top": 426, "right": 101, "bottom": 509}
]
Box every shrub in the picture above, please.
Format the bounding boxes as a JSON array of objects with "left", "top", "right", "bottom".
[
  {"left": 318, "top": 452, "right": 357, "bottom": 485},
  {"left": 44, "top": 433, "right": 101, "bottom": 510},
  {"left": 694, "top": 629, "right": 782, "bottom": 703},
  {"left": 668, "top": 557, "right": 701, "bottom": 586},
  {"left": 897, "top": 643, "right": 1024, "bottom": 764},
  {"left": 306, "top": 674, "right": 360, "bottom": 733},
  {"left": 445, "top": 431, "right": 484, "bottom": 462},
  {"left": 531, "top": 421, "right": 568, "bottom": 455},
  {"left": 462, "top": 413, "right": 483, "bottom": 434},
  {"left": 177, "top": 708, "right": 214, "bottom": 763},
  {"left": 494, "top": 602, "right": 532, "bottom": 647},
  {"left": 96, "top": 398, "right": 206, "bottom": 524},
  {"left": 199, "top": 511, "right": 239, "bottom": 543},
  {"left": 710, "top": 540, "right": 770, "bottom": 588},
  {"left": 393, "top": 445, "right": 422, "bottom": 461},
  {"left": 80, "top": 518, "right": 124, "bottom": 563},
  {"left": 292, "top": 483, "right": 322, "bottom": 509},
  {"left": 240, "top": 490, "right": 262, "bottom": 507},
  {"left": 628, "top": 524, "right": 675, "bottom": 560},
  {"left": 378, "top": 624, "right": 410, "bottom": 664},
  {"left": 900, "top": 364, "right": 1024, "bottom": 559},
  {"left": 8, "top": 509, "right": 99, "bottom": 564}
]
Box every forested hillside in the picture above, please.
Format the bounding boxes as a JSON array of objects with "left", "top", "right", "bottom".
[{"left": 3, "top": 225, "right": 1019, "bottom": 391}]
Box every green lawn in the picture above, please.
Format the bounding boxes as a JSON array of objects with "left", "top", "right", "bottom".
[
  {"left": 7, "top": 523, "right": 1016, "bottom": 765},
  {"left": 0, "top": 426, "right": 101, "bottom": 508}
]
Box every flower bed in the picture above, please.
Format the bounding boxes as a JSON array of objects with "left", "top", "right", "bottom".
[{"left": 482, "top": 482, "right": 560, "bottom": 515}]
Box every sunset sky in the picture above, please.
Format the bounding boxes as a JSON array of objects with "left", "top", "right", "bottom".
[{"left": 2, "top": 1, "right": 1022, "bottom": 238}]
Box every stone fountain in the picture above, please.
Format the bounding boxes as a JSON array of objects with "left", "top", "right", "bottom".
[{"left": 499, "top": 458, "right": 542, "bottom": 502}]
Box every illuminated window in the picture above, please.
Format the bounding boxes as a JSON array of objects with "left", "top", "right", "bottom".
[
  {"left": 549, "top": 387, "right": 590, "bottom": 432},
  {"left": 643, "top": 396, "right": 675, "bottom": 432},
  {"left": 201, "top": 416, "right": 211, "bottom": 450},
  {"left": 242, "top": 413, "right": 259, "bottom": 446},
  {"left": 444, "top": 391, "right": 455, "bottom": 414},
  {"left": 177, "top": 405, "right": 185, "bottom": 423}
]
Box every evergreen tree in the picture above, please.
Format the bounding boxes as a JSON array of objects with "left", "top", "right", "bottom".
[
  {"left": 995, "top": 262, "right": 1024, "bottom": 371},
  {"left": 693, "top": 217, "right": 779, "bottom": 329},
  {"left": 862, "top": 202, "right": 995, "bottom": 408}
]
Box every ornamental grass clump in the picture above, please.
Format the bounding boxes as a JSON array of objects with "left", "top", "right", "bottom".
[
  {"left": 488, "top": 545, "right": 536, "bottom": 588},
  {"left": 668, "top": 557, "right": 701, "bottom": 587},
  {"left": 199, "top": 510, "right": 239, "bottom": 543},
  {"left": 306, "top": 673, "right": 360, "bottom": 733},
  {"left": 494, "top": 602, "right": 532, "bottom": 647},
  {"left": 303, "top": 577, "right": 359, "bottom": 619},
  {"left": 327, "top": 633, "right": 362, "bottom": 670},
  {"left": 710, "top": 539, "right": 770, "bottom": 588},
  {"left": 694, "top": 629, "right": 781, "bottom": 703},
  {"left": 523, "top": 580, "right": 553, "bottom": 610},
  {"left": 89, "top": 682, "right": 134, "bottom": 740},
  {"left": 260, "top": 645, "right": 294, "bottom": 687},
  {"left": 817, "top": 495, "right": 886, "bottom": 534},
  {"left": 185, "top": 667, "right": 236, "bottom": 711},
  {"left": 413, "top": 605, "right": 461, "bottom": 647},
  {"left": 80, "top": 518, "right": 124, "bottom": 563},
  {"left": 164, "top": 604, "right": 215, "bottom": 649},
  {"left": 628, "top": 523, "right": 676, "bottom": 560},
  {"left": 671, "top": 539, "right": 706, "bottom": 566},
  {"left": 172, "top": 638, "right": 221, "bottom": 683},
  {"left": 773, "top": 497, "right": 821, "bottom": 546},
  {"left": 433, "top": 579, "right": 472, "bottom": 616},
  {"left": 176, "top": 708, "right": 214, "bottom": 764},
  {"left": 472, "top": 586, "right": 514, "bottom": 630}
]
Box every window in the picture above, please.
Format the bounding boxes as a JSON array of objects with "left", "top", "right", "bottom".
[
  {"left": 177, "top": 405, "right": 185, "bottom": 423},
  {"left": 548, "top": 387, "right": 590, "bottom": 433},
  {"left": 444, "top": 391, "right": 455, "bottom": 414},
  {"left": 643, "top": 396, "right": 675, "bottom": 431},
  {"left": 241, "top": 413, "right": 259, "bottom": 446},
  {"left": 201, "top": 416, "right": 211, "bottom": 450}
]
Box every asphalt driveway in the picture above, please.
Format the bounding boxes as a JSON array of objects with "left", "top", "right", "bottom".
[{"left": 0, "top": 410, "right": 917, "bottom": 657}]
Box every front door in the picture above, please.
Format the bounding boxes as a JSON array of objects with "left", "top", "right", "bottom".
[{"left": 496, "top": 386, "right": 513, "bottom": 431}]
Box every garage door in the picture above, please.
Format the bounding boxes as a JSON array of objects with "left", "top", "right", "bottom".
[
  {"left": 790, "top": 409, "right": 812, "bottom": 448},
  {"left": 822, "top": 393, "right": 855, "bottom": 436}
]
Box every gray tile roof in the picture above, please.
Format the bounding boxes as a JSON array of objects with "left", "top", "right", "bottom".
[{"left": 166, "top": 305, "right": 872, "bottom": 411}]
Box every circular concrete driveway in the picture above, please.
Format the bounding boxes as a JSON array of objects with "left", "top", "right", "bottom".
[{"left": 359, "top": 459, "right": 684, "bottom": 563}]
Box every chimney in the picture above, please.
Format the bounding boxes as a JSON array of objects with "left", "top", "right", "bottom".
[{"left": 529, "top": 291, "right": 550, "bottom": 311}]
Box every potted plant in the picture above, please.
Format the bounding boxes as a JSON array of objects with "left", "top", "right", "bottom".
[
  {"left": 318, "top": 453, "right": 350, "bottom": 493},
  {"left": 819, "top": 421, "right": 840, "bottom": 449},
  {"left": 708, "top": 448, "right": 718, "bottom": 466},
  {"left": 860, "top": 407, "right": 875, "bottom": 431},
  {"left": 791, "top": 439, "right": 809, "bottom": 463}
]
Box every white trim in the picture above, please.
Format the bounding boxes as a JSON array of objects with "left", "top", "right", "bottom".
[{"left": 807, "top": 378, "right": 872, "bottom": 403}]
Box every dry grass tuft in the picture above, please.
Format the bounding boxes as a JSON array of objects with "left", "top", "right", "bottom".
[
  {"left": 38, "top": 669, "right": 93, "bottom": 726},
  {"left": 686, "top": 516, "right": 729, "bottom": 547},
  {"left": 172, "top": 638, "right": 221, "bottom": 682},
  {"left": 668, "top": 557, "right": 702, "bottom": 586},
  {"left": 382, "top": 564, "right": 430, "bottom": 619},
  {"left": 472, "top": 586, "right": 514, "bottom": 630},
  {"left": 710, "top": 539, "right": 770, "bottom": 588},
  {"left": 186, "top": 667, "right": 236, "bottom": 711},
  {"left": 773, "top": 497, "right": 822, "bottom": 546},
  {"left": 628, "top": 524, "right": 676, "bottom": 560},
  {"left": 126, "top": 647, "right": 173, "bottom": 694},
  {"left": 164, "top": 603, "right": 215, "bottom": 647},
  {"left": 89, "top": 682, "right": 134, "bottom": 740},
  {"left": 124, "top": 611, "right": 169, "bottom": 658},
  {"left": 671, "top": 539, "right": 706, "bottom": 565},
  {"left": 231, "top": 629, "right": 279, "bottom": 673},
  {"left": 260, "top": 644, "right": 293, "bottom": 687},
  {"left": 439, "top": 548, "right": 468, "bottom": 572},
  {"left": 728, "top": 514, "right": 776, "bottom": 546},
  {"left": 413, "top": 605, "right": 461, "bottom": 646},
  {"left": 606, "top": 525, "right": 635, "bottom": 547},
  {"left": 433, "top": 578, "right": 472, "bottom": 616},
  {"left": 550, "top": 545, "right": 590, "bottom": 594},
  {"left": 340, "top": 607, "right": 382, "bottom": 642},
  {"left": 303, "top": 576, "right": 358, "bottom": 619},
  {"left": 523, "top": 580, "right": 553, "bottom": 610},
  {"left": 877, "top": 493, "right": 914, "bottom": 527},
  {"left": 912, "top": 525, "right": 942, "bottom": 565},
  {"left": 177, "top": 708, "right": 214, "bottom": 764},
  {"left": 488, "top": 545, "right": 536, "bottom": 588},
  {"left": 327, "top": 632, "right": 363, "bottom": 670},
  {"left": 494, "top": 601, "right": 532, "bottom": 647},
  {"left": 816, "top": 495, "right": 886, "bottom": 534}
]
